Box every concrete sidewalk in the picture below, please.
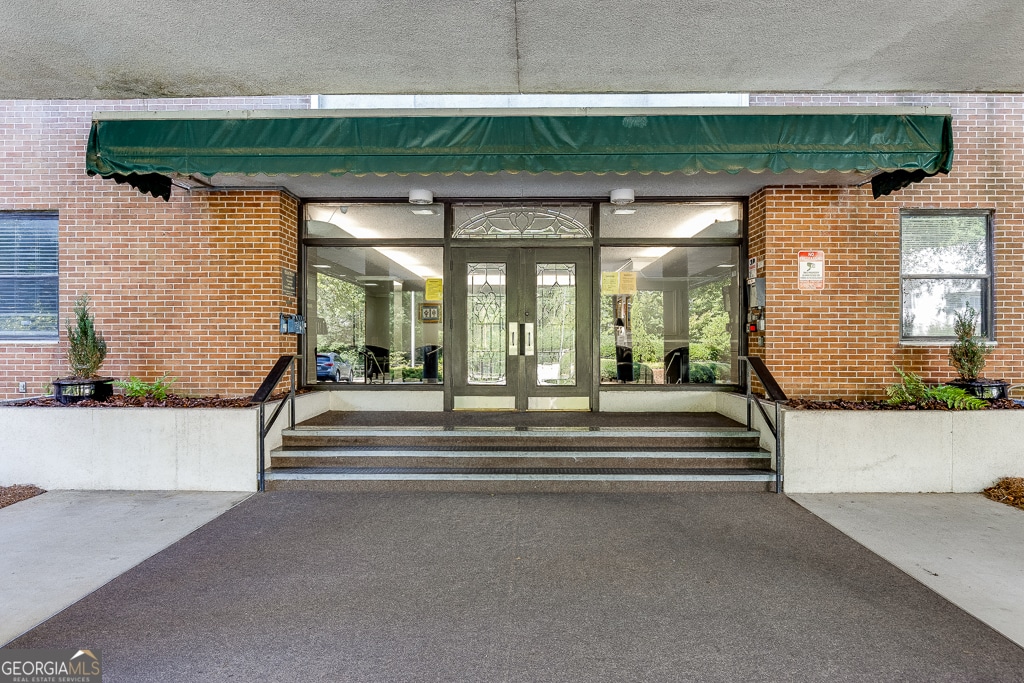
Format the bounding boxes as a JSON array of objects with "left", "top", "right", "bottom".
[
  {"left": 792, "top": 492, "right": 1024, "bottom": 649},
  {"left": 0, "top": 490, "right": 251, "bottom": 645}
]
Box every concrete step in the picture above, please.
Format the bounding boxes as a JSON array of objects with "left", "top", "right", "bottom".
[
  {"left": 270, "top": 448, "right": 772, "bottom": 470},
  {"left": 264, "top": 467, "right": 778, "bottom": 493},
  {"left": 281, "top": 428, "right": 762, "bottom": 451}
]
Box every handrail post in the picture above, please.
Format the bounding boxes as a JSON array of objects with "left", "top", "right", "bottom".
[
  {"left": 258, "top": 402, "right": 266, "bottom": 492},
  {"left": 289, "top": 359, "right": 296, "bottom": 431},
  {"left": 775, "top": 400, "right": 783, "bottom": 494},
  {"left": 745, "top": 358, "right": 753, "bottom": 431}
]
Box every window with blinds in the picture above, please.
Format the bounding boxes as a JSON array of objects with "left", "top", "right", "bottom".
[
  {"left": 0, "top": 212, "right": 58, "bottom": 340},
  {"left": 900, "top": 211, "right": 993, "bottom": 339}
]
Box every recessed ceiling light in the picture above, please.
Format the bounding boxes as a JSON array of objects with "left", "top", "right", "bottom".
[
  {"left": 312, "top": 264, "right": 331, "bottom": 269},
  {"left": 411, "top": 208, "right": 437, "bottom": 216},
  {"left": 612, "top": 208, "right": 637, "bottom": 215},
  {"left": 716, "top": 263, "right": 734, "bottom": 268}
]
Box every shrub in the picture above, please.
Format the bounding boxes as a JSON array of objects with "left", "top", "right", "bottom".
[
  {"left": 66, "top": 293, "right": 107, "bottom": 378},
  {"left": 949, "top": 305, "right": 989, "bottom": 381}
]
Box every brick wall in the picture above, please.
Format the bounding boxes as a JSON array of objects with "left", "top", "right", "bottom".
[
  {"left": 749, "top": 94, "right": 1024, "bottom": 399},
  {"left": 0, "top": 97, "right": 307, "bottom": 399}
]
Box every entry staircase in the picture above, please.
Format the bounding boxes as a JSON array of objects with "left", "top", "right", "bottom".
[{"left": 264, "top": 411, "right": 777, "bottom": 493}]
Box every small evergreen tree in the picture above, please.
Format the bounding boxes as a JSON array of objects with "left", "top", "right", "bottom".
[
  {"left": 66, "top": 293, "right": 107, "bottom": 378},
  {"left": 949, "top": 304, "right": 988, "bottom": 381}
]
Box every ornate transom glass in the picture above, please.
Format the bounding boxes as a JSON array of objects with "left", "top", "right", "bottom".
[{"left": 453, "top": 203, "right": 592, "bottom": 239}]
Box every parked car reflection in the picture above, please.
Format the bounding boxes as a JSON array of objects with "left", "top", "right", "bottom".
[{"left": 316, "top": 353, "right": 353, "bottom": 382}]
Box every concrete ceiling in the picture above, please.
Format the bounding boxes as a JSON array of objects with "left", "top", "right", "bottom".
[{"left": 2, "top": 0, "right": 1023, "bottom": 100}]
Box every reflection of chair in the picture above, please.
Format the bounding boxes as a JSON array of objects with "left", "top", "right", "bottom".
[
  {"left": 615, "top": 345, "right": 633, "bottom": 382},
  {"left": 420, "top": 345, "right": 442, "bottom": 383},
  {"left": 362, "top": 345, "right": 390, "bottom": 384},
  {"left": 664, "top": 347, "right": 689, "bottom": 384}
]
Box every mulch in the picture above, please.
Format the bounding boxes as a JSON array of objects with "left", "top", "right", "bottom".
[
  {"left": 785, "top": 398, "right": 1024, "bottom": 410},
  {"left": 6, "top": 392, "right": 302, "bottom": 408},
  {"left": 0, "top": 485, "right": 46, "bottom": 510},
  {"left": 983, "top": 477, "right": 1024, "bottom": 512}
]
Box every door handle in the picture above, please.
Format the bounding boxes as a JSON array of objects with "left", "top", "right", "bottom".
[
  {"left": 524, "top": 323, "right": 534, "bottom": 357},
  {"left": 508, "top": 322, "right": 519, "bottom": 355}
]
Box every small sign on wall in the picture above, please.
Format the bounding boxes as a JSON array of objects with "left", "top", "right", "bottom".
[
  {"left": 797, "top": 251, "right": 825, "bottom": 290},
  {"left": 418, "top": 303, "right": 442, "bottom": 324},
  {"left": 281, "top": 268, "right": 297, "bottom": 298}
]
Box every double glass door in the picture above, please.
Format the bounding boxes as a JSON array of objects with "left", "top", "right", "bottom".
[{"left": 450, "top": 246, "right": 592, "bottom": 411}]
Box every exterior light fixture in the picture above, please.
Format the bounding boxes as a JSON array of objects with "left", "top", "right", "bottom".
[
  {"left": 610, "top": 188, "right": 635, "bottom": 205},
  {"left": 409, "top": 189, "right": 433, "bottom": 205}
]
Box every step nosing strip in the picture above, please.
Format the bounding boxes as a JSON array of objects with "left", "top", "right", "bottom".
[{"left": 266, "top": 472, "right": 776, "bottom": 482}]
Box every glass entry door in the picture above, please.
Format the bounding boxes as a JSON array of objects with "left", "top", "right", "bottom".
[{"left": 450, "top": 246, "right": 593, "bottom": 411}]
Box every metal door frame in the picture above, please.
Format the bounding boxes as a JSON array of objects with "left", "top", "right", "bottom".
[{"left": 446, "top": 244, "right": 593, "bottom": 411}]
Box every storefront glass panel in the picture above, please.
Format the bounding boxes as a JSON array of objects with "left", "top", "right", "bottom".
[
  {"left": 599, "top": 245, "right": 741, "bottom": 385},
  {"left": 306, "top": 246, "right": 444, "bottom": 384}
]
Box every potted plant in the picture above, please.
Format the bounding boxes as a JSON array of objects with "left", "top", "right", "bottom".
[
  {"left": 948, "top": 304, "right": 1008, "bottom": 400},
  {"left": 52, "top": 293, "right": 115, "bottom": 404}
]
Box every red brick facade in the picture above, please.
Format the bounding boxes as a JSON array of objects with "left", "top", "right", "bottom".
[
  {"left": 748, "top": 94, "right": 1024, "bottom": 399},
  {"left": 0, "top": 98, "right": 307, "bottom": 399},
  {"left": 2, "top": 93, "right": 1020, "bottom": 401}
]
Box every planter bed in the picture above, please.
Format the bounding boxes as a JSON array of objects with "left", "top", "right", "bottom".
[
  {"left": 0, "top": 392, "right": 330, "bottom": 492},
  {"left": 781, "top": 402, "right": 1024, "bottom": 494}
]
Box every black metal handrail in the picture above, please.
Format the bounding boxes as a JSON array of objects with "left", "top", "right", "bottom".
[
  {"left": 251, "top": 355, "right": 297, "bottom": 492},
  {"left": 739, "top": 356, "right": 787, "bottom": 494}
]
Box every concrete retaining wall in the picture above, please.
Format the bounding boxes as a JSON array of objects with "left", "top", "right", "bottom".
[
  {"left": 782, "top": 408, "right": 1024, "bottom": 493},
  {"left": 0, "top": 392, "right": 330, "bottom": 492}
]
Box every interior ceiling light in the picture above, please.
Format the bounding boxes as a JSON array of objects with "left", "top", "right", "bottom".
[
  {"left": 612, "top": 208, "right": 637, "bottom": 215},
  {"left": 411, "top": 208, "right": 437, "bottom": 216},
  {"left": 311, "top": 264, "right": 331, "bottom": 269},
  {"left": 609, "top": 188, "right": 635, "bottom": 205},
  {"left": 409, "top": 189, "right": 433, "bottom": 205}
]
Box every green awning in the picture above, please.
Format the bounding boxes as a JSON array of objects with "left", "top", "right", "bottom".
[{"left": 86, "top": 112, "right": 953, "bottom": 201}]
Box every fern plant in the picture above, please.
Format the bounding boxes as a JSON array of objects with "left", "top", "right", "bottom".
[
  {"left": 886, "top": 366, "right": 986, "bottom": 410},
  {"left": 113, "top": 373, "right": 176, "bottom": 400},
  {"left": 66, "top": 293, "right": 107, "bottom": 378}
]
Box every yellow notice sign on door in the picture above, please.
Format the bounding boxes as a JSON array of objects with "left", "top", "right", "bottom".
[
  {"left": 601, "top": 271, "right": 638, "bottom": 296},
  {"left": 601, "top": 272, "right": 620, "bottom": 296},
  {"left": 425, "top": 278, "right": 443, "bottom": 302},
  {"left": 618, "top": 271, "right": 637, "bottom": 295}
]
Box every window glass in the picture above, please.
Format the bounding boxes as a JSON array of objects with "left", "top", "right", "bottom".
[
  {"left": 307, "top": 246, "right": 444, "bottom": 384},
  {"left": 305, "top": 203, "right": 443, "bottom": 239},
  {"left": 601, "top": 202, "right": 742, "bottom": 239},
  {"left": 902, "top": 215, "right": 987, "bottom": 275},
  {"left": 900, "top": 213, "right": 991, "bottom": 339},
  {"left": 599, "top": 246, "right": 740, "bottom": 384},
  {"left": 0, "top": 213, "right": 58, "bottom": 340}
]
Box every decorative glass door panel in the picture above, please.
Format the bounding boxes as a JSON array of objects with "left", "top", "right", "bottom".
[
  {"left": 466, "top": 262, "right": 507, "bottom": 385},
  {"left": 451, "top": 247, "right": 591, "bottom": 411},
  {"left": 535, "top": 263, "right": 577, "bottom": 387}
]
